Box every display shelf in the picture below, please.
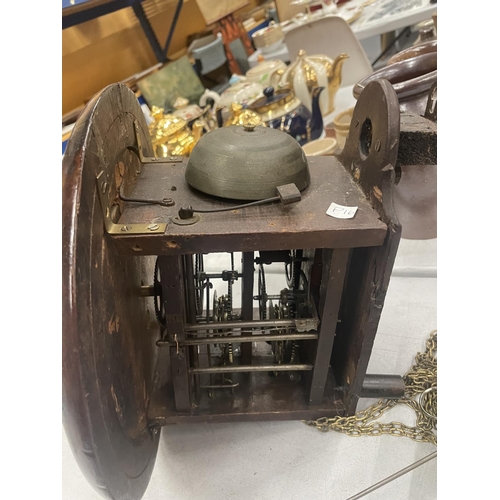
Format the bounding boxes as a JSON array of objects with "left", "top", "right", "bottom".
[{"left": 62, "top": 0, "right": 184, "bottom": 64}]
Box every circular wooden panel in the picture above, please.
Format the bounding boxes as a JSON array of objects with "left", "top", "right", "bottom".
[{"left": 62, "top": 84, "right": 160, "bottom": 500}]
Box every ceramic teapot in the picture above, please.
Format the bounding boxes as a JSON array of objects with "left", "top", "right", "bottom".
[
  {"left": 172, "top": 96, "right": 206, "bottom": 122},
  {"left": 245, "top": 59, "right": 287, "bottom": 88},
  {"left": 172, "top": 97, "right": 218, "bottom": 133},
  {"left": 200, "top": 80, "right": 264, "bottom": 112},
  {"left": 278, "top": 50, "right": 349, "bottom": 116},
  {"left": 248, "top": 86, "right": 324, "bottom": 145}
]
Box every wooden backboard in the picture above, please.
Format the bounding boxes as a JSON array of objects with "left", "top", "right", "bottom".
[{"left": 195, "top": 0, "right": 249, "bottom": 25}]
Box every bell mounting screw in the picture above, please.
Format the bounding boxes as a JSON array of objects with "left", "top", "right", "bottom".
[{"left": 178, "top": 205, "right": 194, "bottom": 220}]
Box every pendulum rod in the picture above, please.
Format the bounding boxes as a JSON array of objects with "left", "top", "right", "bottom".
[
  {"left": 156, "top": 332, "right": 318, "bottom": 346},
  {"left": 346, "top": 451, "right": 437, "bottom": 500},
  {"left": 190, "top": 364, "right": 312, "bottom": 374}
]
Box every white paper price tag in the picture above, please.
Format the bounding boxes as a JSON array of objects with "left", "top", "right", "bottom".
[{"left": 326, "top": 202, "right": 358, "bottom": 219}]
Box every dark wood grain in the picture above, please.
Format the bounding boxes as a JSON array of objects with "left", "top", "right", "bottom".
[
  {"left": 397, "top": 113, "right": 437, "bottom": 167},
  {"left": 148, "top": 347, "right": 345, "bottom": 424},
  {"left": 240, "top": 252, "right": 255, "bottom": 364},
  {"left": 394, "top": 113, "right": 437, "bottom": 239},
  {"left": 62, "top": 83, "right": 160, "bottom": 500},
  {"left": 334, "top": 79, "right": 402, "bottom": 415},
  {"left": 158, "top": 255, "right": 192, "bottom": 411},
  {"left": 112, "top": 156, "right": 388, "bottom": 255},
  {"left": 308, "top": 248, "right": 349, "bottom": 405}
]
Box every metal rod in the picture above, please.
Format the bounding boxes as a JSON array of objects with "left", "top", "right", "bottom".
[
  {"left": 346, "top": 451, "right": 437, "bottom": 500},
  {"left": 202, "top": 273, "right": 243, "bottom": 279},
  {"left": 157, "top": 332, "right": 318, "bottom": 346},
  {"left": 220, "top": 328, "right": 272, "bottom": 335},
  {"left": 205, "top": 277, "right": 210, "bottom": 324},
  {"left": 132, "top": 2, "right": 164, "bottom": 63},
  {"left": 190, "top": 364, "right": 313, "bottom": 374},
  {"left": 253, "top": 294, "right": 282, "bottom": 300},
  {"left": 161, "top": 0, "right": 184, "bottom": 62},
  {"left": 185, "top": 319, "right": 296, "bottom": 331},
  {"left": 391, "top": 267, "right": 437, "bottom": 278},
  {"left": 359, "top": 374, "right": 405, "bottom": 399},
  {"left": 201, "top": 383, "right": 239, "bottom": 389},
  {"left": 119, "top": 184, "right": 174, "bottom": 207}
]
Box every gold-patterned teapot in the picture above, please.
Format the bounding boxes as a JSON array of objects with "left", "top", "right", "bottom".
[
  {"left": 278, "top": 50, "right": 349, "bottom": 116},
  {"left": 217, "top": 102, "right": 263, "bottom": 128},
  {"left": 148, "top": 106, "right": 203, "bottom": 157}
]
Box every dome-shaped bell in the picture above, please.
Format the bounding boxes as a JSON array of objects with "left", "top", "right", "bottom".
[{"left": 185, "top": 123, "right": 310, "bottom": 200}]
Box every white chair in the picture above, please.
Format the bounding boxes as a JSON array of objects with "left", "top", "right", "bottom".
[
  {"left": 190, "top": 35, "right": 232, "bottom": 93},
  {"left": 284, "top": 15, "right": 373, "bottom": 88}
]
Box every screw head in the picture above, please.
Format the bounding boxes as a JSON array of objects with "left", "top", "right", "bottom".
[
  {"left": 147, "top": 223, "right": 159, "bottom": 231},
  {"left": 121, "top": 225, "right": 130, "bottom": 232}
]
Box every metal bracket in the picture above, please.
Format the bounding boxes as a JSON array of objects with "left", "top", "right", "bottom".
[
  {"left": 96, "top": 171, "right": 167, "bottom": 235},
  {"left": 94, "top": 120, "right": 184, "bottom": 235},
  {"left": 294, "top": 299, "right": 320, "bottom": 332},
  {"left": 130, "top": 120, "right": 183, "bottom": 165}
]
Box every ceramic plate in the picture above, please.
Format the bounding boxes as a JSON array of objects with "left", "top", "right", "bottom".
[
  {"left": 337, "top": 5, "right": 364, "bottom": 24},
  {"left": 287, "top": 5, "right": 364, "bottom": 29},
  {"left": 174, "top": 105, "right": 205, "bottom": 122}
]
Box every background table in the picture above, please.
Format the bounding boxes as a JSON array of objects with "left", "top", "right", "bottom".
[{"left": 248, "top": 0, "right": 437, "bottom": 66}]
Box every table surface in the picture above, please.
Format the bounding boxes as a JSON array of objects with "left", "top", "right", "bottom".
[
  {"left": 249, "top": 0, "right": 437, "bottom": 64},
  {"left": 283, "top": 0, "right": 437, "bottom": 40},
  {"left": 343, "top": 0, "right": 436, "bottom": 41}
]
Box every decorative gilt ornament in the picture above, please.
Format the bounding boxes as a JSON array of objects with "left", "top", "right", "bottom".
[
  {"left": 224, "top": 102, "right": 262, "bottom": 127},
  {"left": 148, "top": 106, "right": 203, "bottom": 157}
]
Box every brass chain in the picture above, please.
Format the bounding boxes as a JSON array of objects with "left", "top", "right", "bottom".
[{"left": 304, "top": 330, "right": 437, "bottom": 446}]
